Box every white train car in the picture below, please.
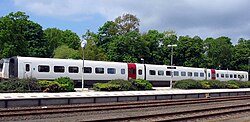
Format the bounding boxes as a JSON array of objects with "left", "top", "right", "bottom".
[
  {"left": 215, "top": 70, "right": 248, "bottom": 82},
  {"left": 0, "top": 56, "right": 248, "bottom": 87}
]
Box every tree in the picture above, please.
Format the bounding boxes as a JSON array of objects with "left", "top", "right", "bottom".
[
  {"left": 53, "top": 45, "right": 81, "bottom": 59},
  {"left": 231, "top": 38, "right": 250, "bottom": 71},
  {"left": 0, "top": 11, "right": 47, "bottom": 58},
  {"left": 204, "top": 37, "right": 233, "bottom": 69},
  {"left": 115, "top": 14, "right": 140, "bottom": 35},
  {"left": 44, "top": 28, "right": 80, "bottom": 57}
]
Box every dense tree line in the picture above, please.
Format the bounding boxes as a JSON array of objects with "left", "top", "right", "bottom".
[{"left": 0, "top": 12, "right": 249, "bottom": 71}]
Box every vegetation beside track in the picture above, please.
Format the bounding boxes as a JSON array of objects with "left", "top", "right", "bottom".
[
  {"left": 174, "top": 79, "right": 250, "bottom": 89},
  {"left": 93, "top": 79, "right": 153, "bottom": 91},
  {"left": 0, "top": 77, "right": 75, "bottom": 93}
]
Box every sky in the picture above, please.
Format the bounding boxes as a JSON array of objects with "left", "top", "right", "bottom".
[{"left": 1, "top": 0, "right": 250, "bottom": 44}]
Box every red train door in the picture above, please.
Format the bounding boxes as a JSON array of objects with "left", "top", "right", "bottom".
[
  {"left": 128, "top": 63, "right": 136, "bottom": 79},
  {"left": 211, "top": 69, "right": 216, "bottom": 80}
]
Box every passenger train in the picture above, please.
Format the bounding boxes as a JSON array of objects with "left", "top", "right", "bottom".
[{"left": 0, "top": 56, "right": 248, "bottom": 87}]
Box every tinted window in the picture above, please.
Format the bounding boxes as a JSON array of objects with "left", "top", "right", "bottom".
[
  {"left": 138, "top": 69, "right": 142, "bottom": 75},
  {"left": 69, "top": 66, "right": 79, "bottom": 73},
  {"left": 188, "top": 72, "right": 192, "bottom": 76},
  {"left": 221, "top": 74, "right": 224, "bottom": 78},
  {"left": 54, "top": 66, "right": 65, "bottom": 73},
  {"left": 200, "top": 73, "right": 204, "bottom": 77},
  {"left": 230, "top": 74, "right": 233, "bottom": 78},
  {"left": 174, "top": 71, "right": 179, "bottom": 76},
  {"left": 25, "top": 64, "right": 30, "bottom": 72},
  {"left": 216, "top": 73, "right": 219, "bottom": 77},
  {"left": 194, "top": 72, "right": 198, "bottom": 77},
  {"left": 84, "top": 67, "right": 92, "bottom": 73},
  {"left": 225, "top": 74, "right": 229, "bottom": 78},
  {"left": 208, "top": 73, "right": 210, "bottom": 77},
  {"left": 0, "top": 62, "right": 3, "bottom": 72},
  {"left": 38, "top": 65, "right": 50, "bottom": 72},
  {"left": 107, "top": 68, "right": 116, "bottom": 74},
  {"left": 158, "top": 70, "right": 164, "bottom": 76},
  {"left": 129, "top": 68, "right": 136, "bottom": 74},
  {"left": 234, "top": 74, "right": 237, "bottom": 78},
  {"left": 95, "top": 67, "right": 104, "bottom": 74},
  {"left": 166, "top": 71, "right": 171, "bottom": 76},
  {"left": 181, "top": 71, "right": 186, "bottom": 76},
  {"left": 149, "top": 70, "right": 156, "bottom": 75},
  {"left": 121, "top": 69, "right": 125, "bottom": 74}
]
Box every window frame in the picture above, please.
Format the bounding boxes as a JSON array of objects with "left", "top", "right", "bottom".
[
  {"left": 38, "top": 65, "right": 50, "bottom": 72},
  {"left": 95, "top": 67, "right": 104, "bottom": 74},
  {"left": 68, "top": 66, "right": 79, "bottom": 73},
  {"left": 149, "top": 70, "right": 156, "bottom": 75},
  {"left": 107, "top": 68, "right": 116, "bottom": 74}
]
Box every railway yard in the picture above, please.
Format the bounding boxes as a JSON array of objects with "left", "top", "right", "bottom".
[{"left": 0, "top": 88, "right": 250, "bottom": 121}]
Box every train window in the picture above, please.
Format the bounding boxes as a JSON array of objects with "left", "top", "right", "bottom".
[
  {"left": 230, "top": 74, "right": 233, "bottom": 78},
  {"left": 174, "top": 71, "right": 179, "bottom": 76},
  {"left": 0, "top": 62, "right": 3, "bottom": 72},
  {"left": 38, "top": 65, "right": 50, "bottom": 72},
  {"left": 238, "top": 75, "right": 241, "bottom": 78},
  {"left": 95, "top": 67, "right": 104, "bottom": 74},
  {"left": 188, "top": 72, "right": 192, "bottom": 76},
  {"left": 216, "top": 73, "right": 219, "bottom": 78},
  {"left": 167, "top": 67, "right": 176, "bottom": 69},
  {"left": 54, "top": 66, "right": 65, "bottom": 73},
  {"left": 225, "top": 74, "right": 229, "bottom": 78},
  {"left": 69, "top": 66, "right": 79, "bottom": 73},
  {"left": 158, "top": 70, "right": 164, "bottom": 76},
  {"left": 242, "top": 75, "right": 244, "bottom": 78},
  {"left": 138, "top": 69, "right": 142, "bottom": 75},
  {"left": 166, "top": 71, "right": 171, "bottom": 76},
  {"left": 84, "top": 67, "right": 92, "bottom": 73},
  {"left": 181, "top": 71, "right": 186, "bottom": 76},
  {"left": 208, "top": 73, "right": 210, "bottom": 77},
  {"left": 149, "top": 70, "right": 156, "bottom": 75},
  {"left": 234, "top": 74, "right": 237, "bottom": 78},
  {"left": 25, "top": 64, "right": 30, "bottom": 72},
  {"left": 194, "top": 72, "right": 198, "bottom": 77},
  {"left": 121, "top": 69, "right": 125, "bottom": 74},
  {"left": 107, "top": 68, "right": 116, "bottom": 74},
  {"left": 221, "top": 74, "right": 224, "bottom": 78},
  {"left": 200, "top": 73, "right": 204, "bottom": 77}
]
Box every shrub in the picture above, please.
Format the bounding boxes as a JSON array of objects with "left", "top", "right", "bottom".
[
  {"left": 0, "top": 78, "right": 41, "bottom": 92},
  {"left": 38, "top": 80, "right": 59, "bottom": 91},
  {"left": 108, "top": 79, "right": 136, "bottom": 91},
  {"left": 131, "top": 79, "right": 153, "bottom": 90},
  {"left": 93, "top": 83, "right": 120, "bottom": 91},
  {"left": 207, "top": 80, "right": 226, "bottom": 89},
  {"left": 226, "top": 80, "right": 248, "bottom": 88},
  {"left": 226, "top": 84, "right": 239, "bottom": 89},
  {"left": 173, "top": 79, "right": 202, "bottom": 89},
  {"left": 200, "top": 80, "right": 211, "bottom": 89},
  {"left": 55, "top": 77, "right": 75, "bottom": 92}
]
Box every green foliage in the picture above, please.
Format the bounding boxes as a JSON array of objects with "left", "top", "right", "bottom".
[
  {"left": 0, "top": 78, "right": 41, "bottom": 92},
  {"left": 108, "top": 79, "right": 137, "bottom": 91},
  {"left": 93, "top": 79, "right": 153, "bottom": 91},
  {"left": 207, "top": 80, "right": 226, "bottom": 89},
  {"left": 53, "top": 45, "right": 81, "bottom": 59},
  {"left": 93, "top": 83, "right": 121, "bottom": 91},
  {"left": 200, "top": 80, "right": 211, "bottom": 89},
  {"left": 131, "top": 79, "right": 153, "bottom": 90},
  {"left": 226, "top": 84, "right": 239, "bottom": 89},
  {"left": 38, "top": 80, "right": 63, "bottom": 92},
  {"left": 173, "top": 79, "right": 202, "bottom": 89},
  {"left": 226, "top": 80, "right": 248, "bottom": 88},
  {"left": 55, "top": 77, "right": 75, "bottom": 92}
]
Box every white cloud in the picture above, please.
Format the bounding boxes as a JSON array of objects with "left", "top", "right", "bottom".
[{"left": 13, "top": 0, "right": 250, "bottom": 43}]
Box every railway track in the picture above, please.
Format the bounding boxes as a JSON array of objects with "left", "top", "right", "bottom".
[
  {"left": 1, "top": 95, "right": 250, "bottom": 119},
  {"left": 87, "top": 103, "right": 250, "bottom": 122}
]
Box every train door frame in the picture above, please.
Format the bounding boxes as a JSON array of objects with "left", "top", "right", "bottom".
[
  {"left": 24, "top": 62, "right": 32, "bottom": 78},
  {"left": 211, "top": 69, "right": 216, "bottom": 80},
  {"left": 128, "top": 63, "right": 136, "bottom": 80}
]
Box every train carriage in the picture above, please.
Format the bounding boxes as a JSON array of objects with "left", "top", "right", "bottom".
[{"left": 0, "top": 56, "right": 248, "bottom": 87}]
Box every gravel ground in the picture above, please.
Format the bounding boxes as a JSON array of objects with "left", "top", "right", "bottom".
[{"left": 1, "top": 99, "right": 250, "bottom": 122}]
